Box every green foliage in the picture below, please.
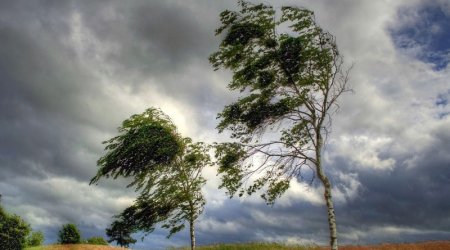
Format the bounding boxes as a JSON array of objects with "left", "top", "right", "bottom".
[
  {"left": 26, "top": 231, "right": 44, "bottom": 247},
  {"left": 105, "top": 220, "right": 136, "bottom": 248},
  {"left": 94, "top": 108, "right": 211, "bottom": 248},
  {"left": 0, "top": 204, "right": 31, "bottom": 250},
  {"left": 107, "top": 140, "right": 211, "bottom": 242},
  {"left": 85, "top": 236, "right": 108, "bottom": 245},
  {"left": 210, "top": 1, "right": 336, "bottom": 140},
  {"left": 90, "top": 108, "right": 183, "bottom": 187},
  {"left": 214, "top": 143, "right": 245, "bottom": 197},
  {"left": 58, "top": 224, "right": 81, "bottom": 244},
  {"left": 210, "top": 0, "right": 347, "bottom": 205}
]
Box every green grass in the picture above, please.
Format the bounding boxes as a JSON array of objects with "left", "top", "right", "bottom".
[
  {"left": 172, "top": 242, "right": 321, "bottom": 250},
  {"left": 24, "top": 247, "right": 46, "bottom": 250}
]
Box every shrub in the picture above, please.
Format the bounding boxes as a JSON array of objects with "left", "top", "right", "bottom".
[
  {"left": 0, "top": 203, "right": 31, "bottom": 250},
  {"left": 58, "top": 223, "right": 81, "bottom": 244},
  {"left": 86, "top": 236, "right": 108, "bottom": 245},
  {"left": 26, "top": 231, "right": 45, "bottom": 247}
]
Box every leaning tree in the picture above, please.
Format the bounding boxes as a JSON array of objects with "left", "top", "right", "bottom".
[
  {"left": 90, "top": 108, "right": 210, "bottom": 250},
  {"left": 209, "top": 1, "right": 349, "bottom": 249}
]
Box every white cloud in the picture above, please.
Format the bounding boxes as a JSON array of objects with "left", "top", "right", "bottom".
[
  {"left": 343, "top": 225, "right": 450, "bottom": 242},
  {"left": 332, "top": 135, "right": 396, "bottom": 170},
  {"left": 277, "top": 180, "right": 324, "bottom": 207},
  {"left": 197, "top": 217, "right": 245, "bottom": 234}
]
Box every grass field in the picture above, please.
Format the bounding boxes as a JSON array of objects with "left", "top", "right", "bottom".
[
  {"left": 175, "top": 241, "right": 450, "bottom": 250},
  {"left": 24, "top": 244, "right": 126, "bottom": 250},
  {"left": 25, "top": 241, "right": 450, "bottom": 250},
  {"left": 336, "top": 241, "right": 450, "bottom": 250},
  {"left": 173, "top": 242, "right": 320, "bottom": 250}
]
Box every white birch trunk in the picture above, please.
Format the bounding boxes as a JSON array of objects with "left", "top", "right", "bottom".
[
  {"left": 316, "top": 136, "right": 338, "bottom": 250},
  {"left": 189, "top": 217, "right": 195, "bottom": 250}
]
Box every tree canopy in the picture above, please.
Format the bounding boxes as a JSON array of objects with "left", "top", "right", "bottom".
[
  {"left": 90, "top": 108, "right": 183, "bottom": 187},
  {"left": 0, "top": 200, "right": 31, "bottom": 250},
  {"left": 26, "top": 231, "right": 45, "bottom": 247},
  {"left": 92, "top": 108, "right": 210, "bottom": 250},
  {"left": 210, "top": 1, "right": 349, "bottom": 249},
  {"left": 58, "top": 223, "right": 81, "bottom": 244}
]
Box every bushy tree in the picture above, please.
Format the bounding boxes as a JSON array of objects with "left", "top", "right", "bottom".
[
  {"left": 91, "top": 108, "right": 211, "bottom": 250},
  {"left": 58, "top": 224, "right": 81, "bottom": 244},
  {"left": 86, "top": 236, "right": 108, "bottom": 245},
  {"left": 26, "top": 231, "right": 45, "bottom": 247},
  {"left": 105, "top": 220, "right": 136, "bottom": 248},
  {"left": 90, "top": 108, "right": 182, "bottom": 185},
  {"left": 0, "top": 197, "right": 31, "bottom": 250},
  {"left": 210, "top": 1, "right": 349, "bottom": 249}
]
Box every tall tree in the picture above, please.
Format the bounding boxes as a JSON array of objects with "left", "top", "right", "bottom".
[
  {"left": 209, "top": 1, "right": 349, "bottom": 249},
  {"left": 91, "top": 108, "right": 210, "bottom": 250}
]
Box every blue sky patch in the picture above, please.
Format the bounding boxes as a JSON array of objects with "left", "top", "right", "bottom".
[
  {"left": 390, "top": 2, "right": 450, "bottom": 70},
  {"left": 436, "top": 92, "right": 449, "bottom": 106}
]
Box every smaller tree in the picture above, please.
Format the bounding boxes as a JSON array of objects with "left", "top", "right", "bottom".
[
  {"left": 105, "top": 220, "right": 136, "bottom": 248},
  {"left": 0, "top": 199, "right": 31, "bottom": 250},
  {"left": 92, "top": 108, "right": 210, "bottom": 250},
  {"left": 106, "top": 140, "right": 210, "bottom": 250},
  {"left": 26, "top": 231, "right": 45, "bottom": 247},
  {"left": 58, "top": 224, "right": 81, "bottom": 244}
]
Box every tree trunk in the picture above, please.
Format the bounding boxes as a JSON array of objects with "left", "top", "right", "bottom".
[
  {"left": 316, "top": 137, "right": 338, "bottom": 250},
  {"left": 320, "top": 173, "right": 338, "bottom": 250},
  {"left": 188, "top": 200, "right": 196, "bottom": 250},
  {"left": 189, "top": 217, "right": 196, "bottom": 250}
]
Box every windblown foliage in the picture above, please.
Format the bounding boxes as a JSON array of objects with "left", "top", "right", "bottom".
[
  {"left": 210, "top": 0, "right": 347, "bottom": 203},
  {"left": 90, "top": 108, "right": 182, "bottom": 186},
  {"left": 92, "top": 109, "right": 210, "bottom": 250},
  {"left": 106, "top": 140, "right": 210, "bottom": 248},
  {"left": 210, "top": 1, "right": 349, "bottom": 249}
]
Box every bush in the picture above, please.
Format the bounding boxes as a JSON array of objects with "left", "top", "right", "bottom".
[
  {"left": 0, "top": 204, "right": 31, "bottom": 250},
  {"left": 58, "top": 224, "right": 81, "bottom": 244},
  {"left": 26, "top": 231, "right": 45, "bottom": 247},
  {"left": 86, "top": 236, "right": 108, "bottom": 245}
]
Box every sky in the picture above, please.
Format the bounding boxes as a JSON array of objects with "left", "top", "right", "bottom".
[{"left": 1, "top": 0, "right": 450, "bottom": 249}]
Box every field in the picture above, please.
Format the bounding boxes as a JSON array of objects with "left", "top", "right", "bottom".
[
  {"left": 175, "top": 241, "right": 450, "bottom": 250},
  {"left": 336, "top": 241, "right": 450, "bottom": 250},
  {"left": 24, "top": 244, "right": 126, "bottom": 250},
  {"left": 25, "top": 241, "right": 450, "bottom": 250},
  {"left": 173, "top": 242, "right": 320, "bottom": 250}
]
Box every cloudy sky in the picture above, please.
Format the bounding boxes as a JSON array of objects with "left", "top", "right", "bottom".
[{"left": 1, "top": 0, "right": 450, "bottom": 249}]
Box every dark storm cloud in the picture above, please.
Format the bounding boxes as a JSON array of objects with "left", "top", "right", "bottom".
[
  {"left": 0, "top": 0, "right": 232, "bottom": 247},
  {"left": 326, "top": 123, "right": 450, "bottom": 243},
  {"left": 0, "top": 0, "right": 229, "bottom": 180},
  {"left": 0, "top": 1, "right": 104, "bottom": 181},
  {"left": 61, "top": 0, "right": 237, "bottom": 135},
  {"left": 68, "top": 0, "right": 233, "bottom": 91}
]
